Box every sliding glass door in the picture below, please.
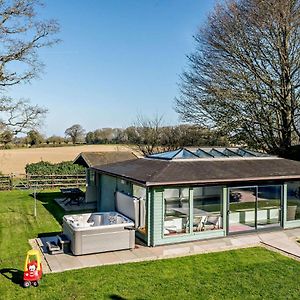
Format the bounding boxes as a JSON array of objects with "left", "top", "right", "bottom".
[
  {"left": 228, "top": 185, "right": 282, "bottom": 234},
  {"left": 257, "top": 185, "right": 281, "bottom": 229},
  {"left": 228, "top": 187, "right": 257, "bottom": 233}
]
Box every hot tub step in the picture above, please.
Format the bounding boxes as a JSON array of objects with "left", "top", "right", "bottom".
[
  {"left": 46, "top": 234, "right": 71, "bottom": 255},
  {"left": 46, "top": 241, "right": 63, "bottom": 255}
]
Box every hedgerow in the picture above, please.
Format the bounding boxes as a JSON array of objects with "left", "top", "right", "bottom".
[{"left": 25, "top": 161, "right": 85, "bottom": 175}]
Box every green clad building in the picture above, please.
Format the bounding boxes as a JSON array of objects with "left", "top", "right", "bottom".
[{"left": 88, "top": 148, "right": 300, "bottom": 246}]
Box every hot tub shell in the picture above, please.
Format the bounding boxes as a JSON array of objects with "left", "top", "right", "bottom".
[{"left": 63, "top": 212, "right": 135, "bottom": 255}]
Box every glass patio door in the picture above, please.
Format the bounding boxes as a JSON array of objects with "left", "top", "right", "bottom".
[
  {"left": 228, "top": 186, "right": 282, "bottom": 234},
  {"left": 228, "top": 187, "right": 257, "bottom": 233},
  {"left": 257, "top": 185, "right": 281, "bottom": 229}
]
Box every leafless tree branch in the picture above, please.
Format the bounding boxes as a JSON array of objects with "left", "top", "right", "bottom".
[{"left": 176, "top": 0, "right": 300, "bottom": 155}]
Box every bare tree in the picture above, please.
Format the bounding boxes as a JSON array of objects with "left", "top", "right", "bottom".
[
  {"left": 176, "top": 0, "right": 300, "bottom": 155},
  {"left": 0, "top": 0, "right": 59, "bottom": 87},
  {"left": 0, "top": 0, "right": 59, "bottom": 135},
  {"left": 0, "top": 97, "right": 47, "bottom": 134},
  {"left": 160, "top": 125, "right": 229, "bottom": 149},
  {"left": 126, "top": 115, "right": 164, "bottom": 155},
  {"left": 65, "top": 124, "right": 85, "bottom": 144}
]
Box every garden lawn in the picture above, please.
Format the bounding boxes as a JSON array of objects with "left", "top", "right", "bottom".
[{"left": 1, "top": 191, "right": 300, "bottom": 300}]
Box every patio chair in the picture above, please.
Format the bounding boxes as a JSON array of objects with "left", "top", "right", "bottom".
[
  {"left": 75, "top": 190, "right": 85, "bottom": 205},
  {"left": 194, "top": 215, "right": 207, "bottom": 232},
  {"left": 203, "top": 215, "right": 220, "bottom": 230},
  {"left": 185, "top": 215, "right": 207, "bottom": 232}
]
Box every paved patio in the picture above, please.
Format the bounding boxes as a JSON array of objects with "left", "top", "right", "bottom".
[
  {"left": 54, "top": 197, "right": 97, "bottom": 212},
  {"left": 32, "top": 228, "right": 300, "bottom": 274}
]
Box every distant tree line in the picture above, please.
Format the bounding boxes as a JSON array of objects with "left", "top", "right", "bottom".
[
  {"left": 85, "top": 128, "right": 125, "bottom": 144},
  {"left": 0, "top": 121, "right": 228, "bottom": 154},
  {"left": 123, "top": 116, "right": 229, "bottom": 155},
  {"left": 85, "top": 117, "right": 228, "bottom": 155}
]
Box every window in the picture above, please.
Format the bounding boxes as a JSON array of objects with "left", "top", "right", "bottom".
[
  {"left": 163, "top": 186, "right": 224, "bottom": 237},
  {"left": 228, "top": 185, "right": 281, "bottom": 233},
  {"left": 116, "top": 178, "right": 131, "bottom": 195},
  {"left": 164, "top": 188, "right": 189, "bottom": 236},
  {"left": 193, "top": 186, "right": 223, "bottom": 232},
  {"left": 287, "top": 181, "right": 300, "bottom": 221},
  {"left": 257, "top": 185, "right": 281, "bottom": 228},
  {"left": 133, "top": 184, "right": 146, "bottom": 199},
  {"left": 87, "top": 169, "right": 95, "bottom": 186}
]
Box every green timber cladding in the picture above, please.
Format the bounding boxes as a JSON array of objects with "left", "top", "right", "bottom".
[
  {"left": 94, "top": 174, "right": 300, "bottom": 246},
  {"left": 91, "top": 148, "right": 300, "bottom": 246}
]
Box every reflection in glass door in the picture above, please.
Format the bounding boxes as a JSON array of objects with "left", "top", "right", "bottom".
[
  {"left": 257, "top": 186, "right": 281, "bottom": 229},
  {"left": 228, "top": 185, "right": 282, "bottom": 234},
  {"left": 228, "top": 187, "right": 257, "bottom": 233}
]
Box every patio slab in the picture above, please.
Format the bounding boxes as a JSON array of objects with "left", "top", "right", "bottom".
[
  {"left": 258, "top": 230, "right": 300, "bottom": 259},
  {"left": 131, "top": 247, "right": 157, "bottom": 260},
  {"left": 114, "top": 249, "right": 140, "bottom": 262},
  {"left": 55, "top": 253, "right": 84, "bottom": 271},
  {"left": 54, "top": 197, "right": 97, "bottom": 212},
  {"left": 34, "top": 228, "right": 300, "bottom": 273},
  {"left": 77, "top": 254, "right": 99, "bottom": 268},
  {"left": 95, "top": 252, "right": 122, "bottom": 265},
  {"left": 44, "top": 254, "right": 63, "bottom": 273}
]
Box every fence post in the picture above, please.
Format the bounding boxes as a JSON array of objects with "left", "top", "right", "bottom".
[{"left": 9, "top": 175, "right": 13, "bottom": 190}]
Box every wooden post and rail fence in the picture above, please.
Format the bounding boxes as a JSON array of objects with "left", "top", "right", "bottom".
[{"left": 0, "top": 174, "right": 86, "bottom": 190}]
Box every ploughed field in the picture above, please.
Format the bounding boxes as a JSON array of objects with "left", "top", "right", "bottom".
[
  {"left": 0, "top": 144, "right": 134, "bottom": 174},
  {"left": 1, "top": 190, "right": 300, "bottom": 299}
]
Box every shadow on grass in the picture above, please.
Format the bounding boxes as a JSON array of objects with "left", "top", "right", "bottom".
[
  {"left": 37, "top": 232, "right": 62, "bottom": 238},
  {"left": 30, "top": 191, "right": 96, "bottom": 226},
  {"left": 0, "top": 268, "right": 23, "bottom": 286},
  {"left": 108, "top": 295, "right": 143, "bottom": 300},
  {"left": 109, "top": 295, "right": 127, "bottom": 300},
  {"left": 30, "top": 191, "right": 65, "bottom": 224}
]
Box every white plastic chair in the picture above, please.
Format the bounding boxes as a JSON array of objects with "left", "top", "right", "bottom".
[
  {"left": 203, "top": 215, "right": 220, "bottom": 230},
  {"left": 185, "top": 215, "right": 207, "bottom": 232}
]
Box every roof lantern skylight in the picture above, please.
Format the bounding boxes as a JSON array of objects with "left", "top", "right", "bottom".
[
  {"left": 147, "top": 148, "right": 199, "bottom": 160},
  {"left": 146, "top": 147, "right": 271, "bottom": 160}
]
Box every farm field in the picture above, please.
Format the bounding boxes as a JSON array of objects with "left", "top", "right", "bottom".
[
  {"left": 0, "top": 144, "right": 137, "bottom": 175},
  {"left": 1, "top": 190, "right": 300, "bottom": 299}
]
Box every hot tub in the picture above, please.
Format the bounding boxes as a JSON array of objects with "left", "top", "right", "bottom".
[{"left": 63, "top": 212, "right": 135, "bottom": 255}]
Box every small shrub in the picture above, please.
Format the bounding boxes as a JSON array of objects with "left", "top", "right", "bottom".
[{"left": 4, "top": 144, "right": 12, "bottom": 149}]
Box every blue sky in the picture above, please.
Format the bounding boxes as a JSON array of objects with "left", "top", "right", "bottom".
[{"left": 8, "top": 0, "right": 217, "bottom": 136}]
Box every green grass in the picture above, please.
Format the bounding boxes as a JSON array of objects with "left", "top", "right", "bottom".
[
  {"left": 0, "top": 190, "right": 62, "bottom": 268},
  {"left": 1, "top": 191, "right": 300, "bottom": 299}
]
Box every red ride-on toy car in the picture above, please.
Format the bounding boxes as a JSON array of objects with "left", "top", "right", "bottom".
[{"left": 23, "top": 249, "right": 43, "bottom": 288}]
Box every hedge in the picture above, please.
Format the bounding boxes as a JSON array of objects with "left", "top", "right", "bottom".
[{"left": 25, "top": 161, "right": 85, "bottom": 175}]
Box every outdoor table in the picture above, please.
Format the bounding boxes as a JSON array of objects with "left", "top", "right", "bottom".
[
  {"left": 60, "top": 188, "right": 84, "bottom": 205},
  {"left": 172, "top": 207, "right": 209, "bottom": 216}
]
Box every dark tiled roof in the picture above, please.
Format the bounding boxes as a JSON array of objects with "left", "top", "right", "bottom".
[
  {"left": 93, "top": 157, "right": 300, "bottom": 186},
  {"left": 73, "top": 151, "right": 137, "bottom": 168}
]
